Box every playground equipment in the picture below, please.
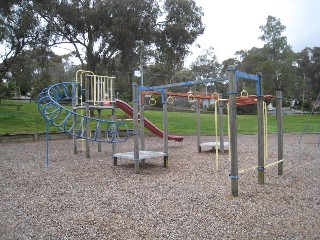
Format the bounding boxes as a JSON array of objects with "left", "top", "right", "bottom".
[
  {"left": 38, "top": 66, "right": 284, "bottom": 197},
  {"left": 37, "top": 77, "right": 131, "bottom": 167},
  {"left": 237, "top": 100, "right": 279, "bottom": 174},
  {"left": 113, "top": 83, "right": 171, "bottom": 173},
  {"left": 197, "top": 95, "right": 230, "bottom": 172},
  {"left": 197, "top": 93, "right": 229, "bottom": 154},
  {"left": 140, "top": 90, "right": 229, "bottom": 157},
  {"left": 123, "top": 66, "right": 283, "bottom": 196},
  {"left": 115, "top": 99, "right": 183, "bottom": 141},
  {"left": 227, "top": 67, "right": 284, "bottom": 197},
  {"left": 115, "top": 87, "right": 216, "bottom": 174},
  {"left": 38, "top": 70, "right": 182, "bottom": 170},
  {"left": 197, "top": 88, "right": 273, "bottom": 172},
  {"left": 72, "top": 70, "right": 118, "bottom": 158}
]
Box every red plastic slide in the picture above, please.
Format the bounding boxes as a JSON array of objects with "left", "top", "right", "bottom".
[{"left": 115, "top": 99, "right": 183, "bottom": 142}]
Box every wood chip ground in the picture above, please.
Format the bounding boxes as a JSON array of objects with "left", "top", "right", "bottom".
[{"left": 1, "top": 133, "right": 319, "bottom": 239}]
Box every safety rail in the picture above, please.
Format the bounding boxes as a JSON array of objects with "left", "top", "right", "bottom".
[{"left": 75, "top": 70, "right": 116, "bottom": 106}]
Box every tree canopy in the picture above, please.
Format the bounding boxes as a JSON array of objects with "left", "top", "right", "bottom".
[
  {"left": 0, "top": 0, "right": 43, "bottom": 79},
  {"left": 1, "top": 3, "right": 319, "bottom": 106},
  {"left": 233, "top": 15, "right": 319, "bottom": 104},
  {"left": 1, "top": 0, "right": 204, "bottom": 99}
]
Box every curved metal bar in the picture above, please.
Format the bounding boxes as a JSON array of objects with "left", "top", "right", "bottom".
[
  {"left": 115, "top": 122, "right": 129, "bottom": 142},
  {"left": 37, "top": 82, "right": 130, "bottom": 143}
]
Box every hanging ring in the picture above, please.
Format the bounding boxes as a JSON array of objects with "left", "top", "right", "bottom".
[
  {"left": 167, "top": 95, "right": 174, "bottom": 104},
  {"left": 149, "top": 96, "right": 157, "bottom": 106},
  {"left": 212, "top": 91, "right": 219, "bottom": 100},
  {"left": 240, "top": 89, "right": 248, "bottom": 99},
  {"left": 188, "top": 94, "right": 195, "bottom": 103}
]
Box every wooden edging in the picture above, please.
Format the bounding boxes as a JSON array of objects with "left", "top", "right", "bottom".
[
  {"left": 0, "top": 130, "right": 132, "bottom": 144},
  {"left": 0, "top": 132, "right": 71, "bottom": 143}
]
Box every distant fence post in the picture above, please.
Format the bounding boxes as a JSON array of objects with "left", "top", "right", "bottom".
[{"left": 34, "top": 132, "right": 39, "bottom": 141}]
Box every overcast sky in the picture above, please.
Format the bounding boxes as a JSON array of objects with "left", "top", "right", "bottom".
[{"left": 185, "top": 0, "right": 320, "bottom": 66}]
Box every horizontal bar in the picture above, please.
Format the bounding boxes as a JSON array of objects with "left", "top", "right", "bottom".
[
  {"left": 235, "top": 71, "right": 260, "bottom": 81},
  {"left": 138, "top": 76, "right": 229, "bottom": 91},
  {"left": 239, "top": 159, "right": 284, "bottom": 174},
  {"left": 264, "top": 159, "right": 284, "bottom": 168},
  {"left": 239, "top": 165, "right": 258, "bottom": 174}
]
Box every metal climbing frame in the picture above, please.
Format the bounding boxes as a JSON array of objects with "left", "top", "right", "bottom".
[
  {"left": 228, "top": 67, "right": 284, "bottom": 197},
  {"left": 73, "top": 71, "right": 118, "bottom": 157},
  {"left": 134, "top": 67, "right": 282, "bottom": 196},
  {"left": 37, "top": 81, "right": 131, "bottom": 168},
  {"left": 38, "top": 82, "right": 129, "bottom": 143}
]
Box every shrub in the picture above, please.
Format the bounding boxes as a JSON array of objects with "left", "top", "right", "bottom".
[{"left": 237, "top": 104, "right": 257, "bottom": 115}]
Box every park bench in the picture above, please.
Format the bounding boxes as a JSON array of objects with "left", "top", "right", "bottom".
[{"left": 0, "top": 103, "right": 23, "bottom": 110}]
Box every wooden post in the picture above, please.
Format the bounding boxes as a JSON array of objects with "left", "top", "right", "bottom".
[
  {"left": 73, "top": 110, "right": 77, "bottom": 155},
  {"left": 34, "top": 132, "right": 39, "bottom": 141},
  {"left": 164, "top": 156, "right": 169, "bottom": 168},
  {"left": 132, "top": 83, "right": 140, "bottom": 173},
  {"left": 72, "top": 82, "right": 78, "bottom": 154},
  {"left": 85, "top": 74, "right": 90, "bottom": 158},
  {"left": 139, "top": 99, "right": 146, "bottom": 164},
  {"left": 227, "top": 66, "right": 238, "bottom": 197},
  {"left": 113, "top": 156, "right": 117, "bottom": 166},
  {"left": 257, "top": 95, "right": 265, "bottom": 184},
  {"left": 97, "top": 109, "right": 102, "bottom": 152},
  {"left": 112, "top": 107, "right": 116, "bottom": 158},
  {"left": 276, "top": 91, "right": 284, "bottom": 175},
  {"left": 196, "top": 99, "right": 201, "bottom": 153},
  {"left": 218, "top": 94, "right": 225, "bottom": 153},
  {"left": 257, "top": 73, "right": 264, "bottom": 184},
  {"left": 140, "top": 103, "right": 145, "bottom": 151},
  {"left": 85, "top": 112, "right": 90, "bottom": 158},
  {"left": 162, "top": 91, "right": 169, "bottom": 167},
  {"left": 111, "top": 78, "right": 117, "bottom": 161}
]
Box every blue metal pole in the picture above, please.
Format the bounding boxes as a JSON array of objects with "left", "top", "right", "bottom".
[
  {"left": 256, "top": 73, "right": 263, "bottom": 96},
  {"left": 45, "top": 119, "right": 49, "bottom": 168}
]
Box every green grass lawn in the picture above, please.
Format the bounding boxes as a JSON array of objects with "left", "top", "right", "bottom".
[
  {"left": 146, "top": 110, "right": 320, "bottom": 135},
  {"left": 0, "top": 100, "right": 319, "bottom": 135},
  {"left": 0, "top": 100, "right": 51, "bottom": 133}
]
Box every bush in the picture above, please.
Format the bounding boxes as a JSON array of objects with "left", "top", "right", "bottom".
[
  {"left": 0, "top": 84, "right": 11, "bottom": 99},
  {"left": 237, "top": 104, "right": 257, "bottom": 115},
  {"left": 207, "top": 104, "right": 215, "bottom": 112},
  {"left": 303, "top": 99, "right": 311, "bottom": 111}
]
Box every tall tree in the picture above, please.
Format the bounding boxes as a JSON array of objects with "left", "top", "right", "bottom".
[
  {"left": 35, "top": 0, "right": 160, "bottom": 74},
  {"left": 1, "top": 0, "right": 204, "bottom": 99},
  {"left": 310, "top": 47, "right": 320, "bottom": 97},
  {"left": 298, "top": 47, "right": 320, "bottom": 100},
  {"left": 189, "top": 47, "right": 221, "bottom": 92},
  {"left": 221, "top": 58, "right": 239, "bottom": 76},
  {"left": 154, "top": 0, "right": 204, "bottom": 83},
  {"left": 5, "top": 48, "right": 66, "bottom": 98},
  {"left": 258, "top": 15, "right": 295, "bottom": 93},
  {"left": 191, "top": 47, "right": 220, "bottom": 79},
  {"left": 0, "top": 0, "right": 42, "bottom": 79}
]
